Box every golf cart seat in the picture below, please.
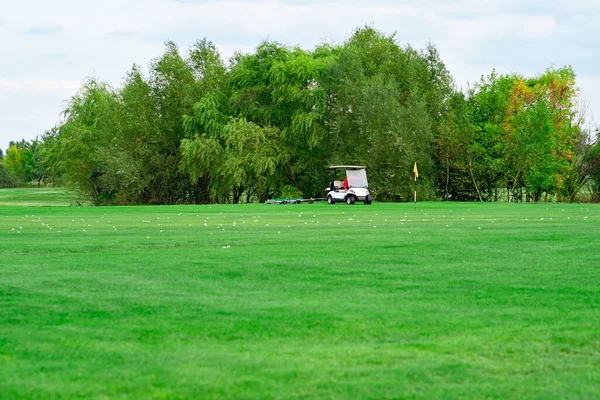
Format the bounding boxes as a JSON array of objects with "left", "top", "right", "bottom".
[{"left": 333, "top": 180, "right": 344, "bottom": 190}]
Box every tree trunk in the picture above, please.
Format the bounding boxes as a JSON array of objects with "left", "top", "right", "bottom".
[
  {"left": 510, "top": 171, "right": 521, "bottom": 203},
  {"left": 519, "top": 186, "right": 523, "bottom": 202},
  {"left": 88, "top": 180, "right": 100, "bottom": 206},
  {"left": 232, "top": 185, "right": 244, "bottom": 204},
  {"left": 259, "top": 189, "right": 270, "bottom": 203},
  {"left": 445, "top": 157, "right": 450, "bottom": 201},
  {"left": 288, "top": 160, "right": 296, "bottom": 186},
  {"left": 467, "top": 154, "right": 483, "bottom": 202}
]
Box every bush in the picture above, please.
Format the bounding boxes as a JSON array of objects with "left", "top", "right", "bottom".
[
  {"left": 0, "top": 164, "right": 21, "bottom": 188},
  {"left": 278, "top": 185, "right": 303, "bottom": 199}
]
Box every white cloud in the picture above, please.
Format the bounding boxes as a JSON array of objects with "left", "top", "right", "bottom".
[
  {"left": 0, "top": 80, "right": 81, "bottom": 94},
  {"left": 522, "top": 15, "right": 558, "bottom": 38},
  {"left": 438, "top": 13, "right": 558, "bottom": 41},
  {"left": 371, "top": 5, "right": 420, "bottom": 17}
]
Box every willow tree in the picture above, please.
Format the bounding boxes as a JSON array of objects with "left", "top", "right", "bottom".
[
  {"left": 50, "top": 79, "right": 120, "bottom": 204},
  {"left": 323, "top": 26, "right": 454, "bottom": 200},
  {"left": 181, "top": 41, "right": 336, "bottom": 200},
  {"left": 229, "top": 41, "right": 336, "bottom": 197}
]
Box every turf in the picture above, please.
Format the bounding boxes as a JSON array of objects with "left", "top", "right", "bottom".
[
  {"left": 0, "top": 188, "right": 80, "bottom": 206},
  {"left": 0, "top": 192, "right": 599, "bottom": 399}
]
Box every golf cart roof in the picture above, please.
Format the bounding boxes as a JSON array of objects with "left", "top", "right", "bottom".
[{"left": 328, "top": 165, "right": 366, "bottom": 170}]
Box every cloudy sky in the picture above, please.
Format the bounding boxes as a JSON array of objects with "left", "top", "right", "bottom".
[{"left": 1, "top": 0, "right": 599, "bottom": 151}]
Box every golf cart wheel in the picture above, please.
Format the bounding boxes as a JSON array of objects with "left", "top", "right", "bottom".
[
  {"left": 346, "top": 195, "right": 355, "bottom": 205},
  {"left": 364, "top": 195, "right": 372, "bottom": 205},
  {"left": 327, "top": 195, "right": 334, "bottom": 205}
]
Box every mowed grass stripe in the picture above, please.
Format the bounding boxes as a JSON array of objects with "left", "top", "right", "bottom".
[
  {"left": 0, "top": 188, "right": 80, "bottom": 207},
  {"left": 1, "top": 201, "right": 599, "bottom": 399}
]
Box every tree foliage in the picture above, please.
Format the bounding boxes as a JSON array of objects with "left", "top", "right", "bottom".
[
  {"left": 19, "top": 26, "right": 595, "bottom": 204},
  {"left": 437, "top": 67, "right": 585, "bottom": 202}
]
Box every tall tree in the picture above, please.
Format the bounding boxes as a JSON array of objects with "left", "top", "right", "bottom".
[
  {"left": 4, "top": 144, "right": 23, "bottom": 179},
  {"left": 466, "top": 67, "right": 580, "bottom": 201},
  {"left": 53, "top": 79, "right": 119, "bottom": 204},
  {"left": 323, "top": 26, "right": 452, "bottom": 200},
  {"left": 34, "top": 27, "right": 592, "bottom": 204},
  {"left": 229, "top": 41, "right": 335, "bottom": 196}
]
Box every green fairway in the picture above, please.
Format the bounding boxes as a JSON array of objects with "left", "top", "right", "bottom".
[
  {"left": 1, "top": 200, "right": 599, "bottom": 399},
  {"left": 0, "top": 188, "right": 80, "bottom": 207}
]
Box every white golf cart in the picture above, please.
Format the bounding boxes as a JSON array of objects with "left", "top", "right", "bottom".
[{"left": 326, "top": 165, "right": 373, "bottom": 205}]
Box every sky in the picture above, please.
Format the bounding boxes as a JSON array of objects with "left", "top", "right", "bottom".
[{"left": 1, "top": 0, "right": 599, "bottom": 152}]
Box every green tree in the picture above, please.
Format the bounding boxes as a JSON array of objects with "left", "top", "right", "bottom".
[
  {"left": 0, "top": 164, "right": 19, "bottom": 188},
  {"left": 51, "top": 39, "right": 225, "bottom": 205},
  {"left": 33, "top": 26, "right": 589, "bottom": 204},
  {"left": 323, "top": 26, "right": 452, "bottom": 200},
  {"left": 228, "top": 41, "right": 334, "bottom": 197},
  {"left": 144, "top": 41, "right": 201, "bottom": 204},
  {"left": 585, "top": 133, "right": 600, "bottom": 202},
  {"left": 40, "top": 127, "right": 63, "bottom": 186},
  {"left": 100, "top": 64, "right": 160, "bottom": 204},
  {"left": 4, "top": 144, "right": 23, "bottom": 179},
  {"left": 179, "top": 40, "right": 232, "bottom": 203},
  {"left": 466, "top": 67, "right": 580, "bottom": 202},
  {"left": 182, "top": 40, "right": 335, "bottom": 201},
  {"left": 434, "top": 92, "right": 487, "bottom": 201},
  {"left": 222, "top": 118, "right": 287, "bottom": 203},
  {"left": 53, "top": 79, "right": 119, "bottom": 205},
  {"left": 20, "top": 139, "right": 45, "bottom": 187}
]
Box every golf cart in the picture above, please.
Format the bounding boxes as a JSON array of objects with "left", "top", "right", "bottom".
[{"left": 326, "top": 165, "right": 372, "bottom": 205}]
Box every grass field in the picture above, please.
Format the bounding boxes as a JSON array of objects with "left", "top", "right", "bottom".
[
  {"left": 0, "top": 187, "right": 80, "bottom": 206},
  {"left": 1, "top": 189, "right": 599, "bottom": 399}
]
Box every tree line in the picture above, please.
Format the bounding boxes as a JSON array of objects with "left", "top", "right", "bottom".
[{"left": 2, "top": 26, "right": 599, "bottom": 203}]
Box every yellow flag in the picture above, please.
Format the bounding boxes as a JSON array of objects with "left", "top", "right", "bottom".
[{"left": 413, "top": 162, "right": 419, "bottom": 178}]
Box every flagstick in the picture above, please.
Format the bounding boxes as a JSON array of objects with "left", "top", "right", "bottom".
[
  {"left": 412, "top": 162, "right": 418, "bottom": 211},
  {"left": 414, "top": 173, "right": 416, "bottom": 211}
]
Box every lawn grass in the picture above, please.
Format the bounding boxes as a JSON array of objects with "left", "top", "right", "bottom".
[
  {"left": 0, "top": 187, "right": 80, "bottom": 206},
  {"left": 0, "top": 198, "right": 599, "bottom": 399}
]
